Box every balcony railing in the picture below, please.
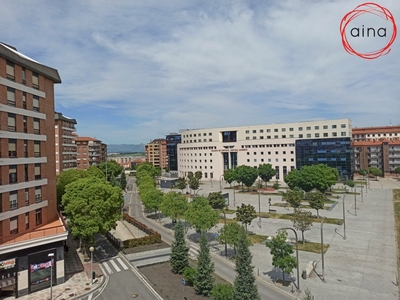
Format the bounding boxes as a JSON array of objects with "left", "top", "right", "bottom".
[
  {"left": 8, "top": 151, "right": 17, "bottom": 158},
  {"left": 0, "top": 224, "right": 66, "bottom": 245}
]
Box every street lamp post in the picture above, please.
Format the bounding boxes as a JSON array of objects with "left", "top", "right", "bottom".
[
  {"left": 233, "top": 181, "right": 236, "bottom": 207},
  {"left": 354, "top": 185, "right": 357, "bottom": 216},
  {"left": 343, "top": 193, "right": 347, "bottom": 240},
  {"left": 48, "top": 253, "right": 54, "bottom": 300},
  {"left": 211, "top": 172, "right": 214, "bottom": 188},
  {"left": 220, "top": 210, "right": 228, "bottom": 258},
  {"left": 320, "top": 217, "right": 326, "bottom": 282},
  {"left": 219, "top": 175, "right": 224, "bottom": 192},
  {"left": 278, "top": 227, "right": 300, "bottom": 292},
  {"left": 89, "top": 246, "right": 94, "bottom": 284},
  {"left": 257, "top": 191, "right": 261, "bottom": 228}
]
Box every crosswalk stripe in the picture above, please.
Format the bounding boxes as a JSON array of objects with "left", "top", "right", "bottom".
[
  {"left": 117, "top": 258, "right": 129, "bottom": 270},
  {"left": 110, "top": 259, "right": 121, "bottom": 272},
  {"left": 103, "top": 261, "right": 113, "bottom": 274}
]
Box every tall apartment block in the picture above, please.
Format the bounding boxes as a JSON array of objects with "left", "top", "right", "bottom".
[
  {"left": 55, "top": 112, "right": 77, "bottom": 175},
  {"left": 145, "top": 138, "right": 168, "bottom": 169},
  {"left": 178, "top": 119, "right": 352, "bottom": 181},
  {"left": 352, "top": 125, "right": 400, "bottom": 176},
  {"left": 0, "top": 43, "right": 67, "bottom": 297},
  {"left": 75, "top": 136, "right": 106, "bottom": 170}
]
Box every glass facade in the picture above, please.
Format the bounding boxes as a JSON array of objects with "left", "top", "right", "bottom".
[
  {"left": 166, "top": 134, "right": 181, "bottom": 171},
  {"left": 295, "top": 138, "right": 352, "bottom": 180},
  {"left": 221, "top": 131, "right": 237, "bottom": 143}
]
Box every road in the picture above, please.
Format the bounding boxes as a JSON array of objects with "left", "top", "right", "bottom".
[{"left": 126, "top": 176, "right": 296, "bottom": 300}]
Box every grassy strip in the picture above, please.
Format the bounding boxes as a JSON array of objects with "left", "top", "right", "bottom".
[
  {"left": 264, "top": 212, "right": 342, "bottom": 225},
  {"left": 295, "top": 241, "right": 330, "bottom": 254},
  {"left": 222, "top": 209, "right": 237, "bottom": 214},
  {"left": 248, "top": 234, "right": 269, "bottom": 244},
  {"left": 218, "top": 218, "right": 237, "bottom": 224}
]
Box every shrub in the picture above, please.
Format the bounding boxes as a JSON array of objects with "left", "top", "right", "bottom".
[
  {"left": 183, "top": 267, "right": 197, "bottom": 286},
  {"left": 211, "top": 283, "right": 234, "bottom": 300},
  {"left": 272, "top": 181, "right": 280, "bottom": 190}
]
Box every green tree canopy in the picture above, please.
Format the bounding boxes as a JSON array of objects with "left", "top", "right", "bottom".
[
  {"left": 212, "top": 283, "right": 234, "bottom": 300},
  {"left": 266, "top": 230, "right": 297, "bottom": 283},
  {"left": 223, "top": 169, "right": 237, "bottom": 186},
  {"left": 140, "top": 188, "right": 163, "bottom": 212},
  {"left": 185, "top": 196, "right": 219, "bottom": 232},
  {"left": 176, "top": 177, "right": 187, "bottom": 193},
  {"left": 306, "top": 191, "right": 326, "bottom": 218},
  {"left": 170, "top": 221, "right": 189, "bottom": 274},
  {"left": 62, "top": 177, "right": 123, "bottom": 246},
  {"left": 395, "top": 167, "right": 400, "bottom": 176},
  {"left": 257, "top": 164, "right": 276, "bottom": 187},
  {"left": 292, "top": 209, "right": 313, "bottom": 244},
  {"left": 208, "top": 191, "right": 226, "bottom": 209},
  {"left": 369, "top": 167, "right": 382, "bottom": 180},
  {"left": 98, "top": 160, "right": 123, "bottom": 181},
  {"left": 218, "top": 222, "right": 249, "bottom": 256},
  {"left": 195, "top": 171, "right": 203, "bottom": 181},
  {"left": 235, "top": 165, "right": 258, "bottom": 191},
  {"left": 56, "top": 169, "right": 87, "bottom": 209},
  {"left": 188, "top": 177, "right": 200, "bottom": 194},
  {"left": 284, "top": 187, "right": 304, "bottom": 209},
  {"left": 160, "top": 192, "right": 188, "bottom": 222},
  {"left": 236, "top": 204, "right": 257, "bottom": 233},
  {"left": 119, "top": 172, "right": 127, "bottom": 191},
  {"left": 233, "top": 227, "right": 260, "bottom": 300},
  {"left": 194, "top": 232, "right": 214, "bottom": 296},
  {"left": 284, "top": 164, "right": 338, "bottom": 193}
]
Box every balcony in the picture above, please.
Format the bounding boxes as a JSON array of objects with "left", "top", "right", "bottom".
[{"left": 8, "top": 151, "right": 17, "bottom": 158}]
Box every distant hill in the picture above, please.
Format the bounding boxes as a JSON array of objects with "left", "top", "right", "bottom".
[{"left": 107, "top": 144, "right": 145, "bottom": 153}]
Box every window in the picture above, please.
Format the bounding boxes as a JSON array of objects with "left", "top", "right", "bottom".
[
  {"left": 24, "top": 140, "right": 28, "bottom": 157},
  {"left": 246, "top": 137, "right": 249, "bottom": 140},
  {"left": 254, "top": 159, "right": 257, "bottom": 162},
  {"left": 315, "top": 133, "right": 320, "bottom": 137},
  {"left": 267, "top": 129, "right": 271, "bottom": 133},
  {"left": 260, "top": 129, "right": 264, "bottom": 133},
  {"left": 299, "top": 134, "right": 303, "bottom": 138},
  {"left": 306, "top": 126, "right": 311, "bottom": 130},
  {"left": 6, "top": 61, "right": 15, "bottom": 81},
  {"left": 22, "top": 92, "right": 27, "bottom": 109},
  {"left": 341, "top": 124, "right": 346, "bottom": 128},
  {"left": 33, "top": 95, "right": 40, "bottom": 112},
  {"left": 22, "top": 116, "right": 28, "bottom": 133},
  {"left": 289, "top": 128, "right": 294, "bottom": 131},
  {"left": 298, "top": 127, "right": 303, "bottom": 131},
  {"left": 25, "top": 188, "right": 29, "bottom": 205},
  {"left": 245, "top": 130, "right": 249, "bottom": 134},
  {"left": 252, "top": 130, "right": 256, "bottom": 133},
  {"left": 274, "top": 135, "right": 278, "bottom": 139},
  {"left": 332, "top": 132, "right": 337, "bottom": 137},
  {"left": 282, "top": 135, "right": 286, "bottom": 138},
  {"left": 10, "top": 216, "right": 18, "bottom": 234},
  {"left": 268, "top": 158, "right": 271, "bottom": 162},
  {"left": 307, "top": 134, "right": 311, "bottom": 138},
  {"left": 10, "top": 191, "right": 18, "bottom": 210},
  {"left": 22, "top": 67, "right": 26, "bottom": 84},
  {"left": 323, "top": 133, "right": 328, "bottom": 137},
  {"left": 209, "top": 139, "right": 212, "bottom": 142},
  {"left": 8, "top": 139, "right": 17, "bottom": 158},
  {"left": 25, "top": 212, "right": 29, "bottom": 230},
  {"left": 9, "top": 165, "right": 17, "bottom": 184},
  {"left": 332, "top": 124, "right": 337, "bottom": 129},
  {"left": 7, "top": 87, "right": 15, "bottom": 106},
  {"left": 33, "top": 118, "right": 40, "bottom": 134},
  {"left": 34, "top": 141, "right": 41, "bottom": 157},
  {"left": 35, "top": 163, "right": 41, "bottom": 180},
  {"left": 341, "top": 132, "right": 346, "bottom": 136},
  {"left": 32, "top": 72, "right": 39, "bottom": 89},
  {"left": 274, "top": 129, "right": 278, "bottom": 132},
  {"left": 35, "top": 186, "right": 42, "bottom": 203},
  {"left": 289, "top": 134, "right": 294, "bottom": 138},
  {"left": 275, "top": 158, "right": 279, "bottom": 162},
  {"left": 8, "top": 113, "right": 16, "bottom": 132},
  {"left": 253, "top": 136, "right": 256, "bottom": 139},
  {"left": 275, "top": 166, "right": 280, "bottom": 180},
  {"left": 260, "top": 136, "right": 264, "bottom": 139},
  {"left": 323, "top": 125, "right": 328, "bottom": 129},
  {"left": 247, "top": 159, "right": 250, "bottom": 162},
  {"left": 315, "top": 126, "right": 319, "bottom": 130},
  {"left": 209, "top": 133, "right": 212, "bottom": 136},
  {"left": 36, "top": 208, "right": 42, "bottom": 225},
  {"left": 267, "top": 136, "right": 271, "bottom": 139},
  {"left": 261, "top": 152, "right": 264, "bottom": 155}
]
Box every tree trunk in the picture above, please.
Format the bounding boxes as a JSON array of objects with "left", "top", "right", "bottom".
[
  {"left": 302, "top": 231, "right": 305, "bottom": 244},
  {"left": 282, "top": 269, "right": 285, "bottom": 282},
  {"left": 317, "top": 209, "right": 320, "bottom": 218}
]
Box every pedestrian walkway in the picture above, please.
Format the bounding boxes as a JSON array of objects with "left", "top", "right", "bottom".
[
  {"left": 101, "top": 256, "right": 130, "bottom": 275},
  {"left": 109, "top": 220, "right": 148, "bottom": 242}
]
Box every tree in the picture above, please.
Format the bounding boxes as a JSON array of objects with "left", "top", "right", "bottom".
[
  {"left": 233, "top": 227, "right": 260, "bottom": 300},
  {"left": 236, "top": 204, "right": 257, "bottom": 233},
  {"left": 235, "top": 165, "right": 258, "bottom": 191},
  {"left": 185, "top": 196, "right": 219, "bottom": 232},
  {"left": 136, "top": 162, "right": 157, "bottom": 176},
  {"left": 369, "top": 167, "right": 382, "bottom": 180},
  {"left": 56, "top": 169, "right": 87, "bottom": 209},
  {"left": 224, "top": 169, "right": 237, "bottom": 187},
  {"left": 284, "top": 188, "right": 304, "bottom": 209},
  {"left": 266, "top": 230, "right": 297, "bottom": 282},
  {"left": 218, "top": 222, "right": 248, "bottom": 256},
  {"left": 292, "top": 209, "right": 313, "bottom": 244},
  {"left": 395, "top": 167, "right": 400, "bottom": 177},
  {"left": 141, "top": 188, "right": 163, "bottom": 215},
  {"left": 62, "top": 177, "right": 123, "bottom": 249},
  {"left": 306, "top": 191, "right": 326, "bottom": 218},
  {"left": 187, "top": 171, "right": 194, "bottom": 179},
  {"left": 359, "top": 169, "right": 368, "bottom": 177},
  {"left": 194, "top": 232, "right": 214, "bottom": 296},
  {"left": 170, "top": 221, "right": 189, "bottom": 274},
  {"left": 195, "top": 171, "right": 203, "bottom": 181},
  {"left": 208, "top": 191, "right": 226, "bottom": 209},
  {"left": 284, "top": 164, "right": 338, "bottom": 193},
  {"left": 160, "top": 192, "right": 188, "bottom": 222},
  {"left": 258, "top": 164, "right": 276, "bottom": 187},
  {"left": 212, "top": 283, "right": 234, "bottom": 300},
  {"left": 188, "top": 177, "right": 200, "bottom": 194},
  {"left": 98, "top": 160, "right": 123, "bottom": 181},
  {"left": 120, "top": 172, "right": 127, "bottom": 191},
  {"left": 176, "top": 177, "right": 187, "bottom": 193}
]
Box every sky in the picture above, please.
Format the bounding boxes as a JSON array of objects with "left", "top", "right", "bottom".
[{"left": 1, "top": 0, "right": 399, "bottom": 144}]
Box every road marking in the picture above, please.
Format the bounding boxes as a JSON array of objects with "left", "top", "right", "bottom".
[
  {"left": 102, "top": 261, "right": 113, "bottom": 274},
  {"left": 110, "top": 259, "right": 121, "bottom": 272},
  {"left": 117, "top": 257, "right": 129, "bottom": 270},
  {"left": 88, "top": 294, "right": 93, "bottom": 300}
]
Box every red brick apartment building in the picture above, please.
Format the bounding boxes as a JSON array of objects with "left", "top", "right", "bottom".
[
  {"left": 55, "top": 112, "right": 77, "bottom": 175},
  {"left": 145, "top": 138, "right": 168, "bottom": 169},
  {"left": 0, "top": 43, "right": 67, "bottom": 297},
  {"left": 75, "top": 136, "right": 107, "bottom": 170},
  {"left": 352, "top": 125, "right": 400, "bottom": 176}
]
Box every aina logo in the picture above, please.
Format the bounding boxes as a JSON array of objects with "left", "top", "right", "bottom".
[{"left": 340, "top": 2, "right": 397, "bottom": 59}]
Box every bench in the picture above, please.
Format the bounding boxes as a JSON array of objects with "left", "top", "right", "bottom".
[
  {"left": 269, "top": 209, "right": 277, "bottom": 213},
  {"left": 304, "top": 261, "right": 317, "bottom": 279}
]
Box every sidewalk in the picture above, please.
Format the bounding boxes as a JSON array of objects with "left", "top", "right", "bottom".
[{"left": 3, "top": 234, "right": 105, "bottom": 300}]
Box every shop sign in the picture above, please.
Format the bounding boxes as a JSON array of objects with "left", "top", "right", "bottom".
[{"left": 0, "top": 259, "right": 16, "bottom": 270}]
